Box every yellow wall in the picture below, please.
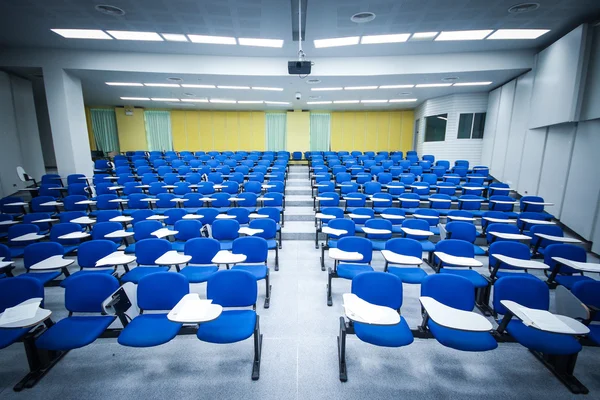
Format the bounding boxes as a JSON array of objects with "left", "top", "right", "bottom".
[
  {"left": 286, "top": 111, "right": 310, "bottom": 152},
  {"left": 171, "top": 111, "right": 266, "bottom": 151},
  {"left": 330, "top": 111, "right": 414, "bottom": 152},
  {"left": 84, "top": 107, "right": 97, "bottom": 151},
  {"left": 115, "top": 107, "right": 148, "bottom": 151}
]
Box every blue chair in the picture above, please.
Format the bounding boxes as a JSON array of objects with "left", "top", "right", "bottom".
[
  {"left": 488, "top": 195, "right": 518, "bottom": 218},
  {"left": 124, "top": 220, "right": 162, "bottom": 254},
  {"left": 412, "top": 209, "right": 440, "bottom": 235},
  {"left": 457, "top": 195, "right": 484, "bottom": 217},
  {"left": 23, "top": 213, "right": 52, "bottom": 235},
  {"left": 571, "top": 281, "right": 600, "bottom": 345},
  {"left": 197, "top": 270, "right": 263, "bottom": 380},
  {"left": 384, "top": 238, "right": 427, "bottom": 284},
  {"left": 23, "top": 242, "right": 65, "bottom": 285},
  {"left": 118, "top": 273, "right": 188, "bottom": 347},
  {"left": 248, "top": 218, "right": 279, "bottom": 270},
  {"left": 63, "top": 195, "right": 89, "bottom": 212},
  {"left": 421, "top": 274, "right": 497, "bottom": 351},
  {"left": 480, "top": 211, "right": 511, "bottom": 234},
  {"left": 398, "top": 193, "right": 420, "bottom": 214},
  {"left": 486, "top": 223, "right": 523, "bottom": 244},
  {"left": 400, "top": 219, "right": 435, "bottom": 256},
  {"left": 488, "top": 241, "right": 540, "bottom": 280},
  {"left": 363, "top": 219, "right": 392, "bottom": 251},
  {"left": 36, "top": 274, "right": 119, "bottom": 351},
  {"left": 337, "top": 272, "right": 413, "bottom": 382},
  {"left": 121, "top": 238, "right": 171, "bottom": 284},
  {"left": 445, "top": 221, "right": 485, "bottom": 256},
  {"left": 92, "top": 221, "right": 123, "bottom": 245},
  {"left": 6, "top": 224, "right": 40, "bottom": 258},
  {"left": 544, "top": 244, "right": 592, "bottom": 289},
  {"left": 50, "top": 223, "right": 84, "bottom": 254},
  {"left": 212, "top": 219, "right": 240, "bottom": 250},
  {"left": 0, "top": 276, "right": 44, "bottom": 349},
  {"left": 180, "top": 238, "right": 220, "bottom": 283},
  {"left": 529, "top": 225, "right": 567, "bottom": 256},
  {"left": 370, "top": 193, "right": 393, "bottom": 213},
  {"left": 61, "top": 240, "right": 120, "bottom": 287},
  {"left": 327, "top": 237, "right": 373, "bottom": 306},
  {"left": 520, "top": 196, "right": 554, "bottom": 217},
  {"left": 172, "top": 220, "right": 202, "bottom": 252},
  {"left": 348, "top": 208, "right": 374, "bottom": 233},
  {"left": 58, "top": 211, "right": 87, "bottom": 226},
  {"left": 231, "top": 237, "right": 271, "bottom": 308}
]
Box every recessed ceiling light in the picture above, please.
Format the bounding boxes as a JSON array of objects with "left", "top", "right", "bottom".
[
  {"left": 151, "top": 98, "right": 179, "bottom": 101},
  {"left": 217, "top": 86, "right": 250, "bottom": 90},
  {"left": 183, "top": 93, "right": 196, "bottom": 97},
  {"left": 311, "top": 87, "right": 343, "bottom": 91},
  {"left": 361, "top": 100, "right": 388, "bottom": 103},
  {"left": 361, "top": 34, "right": 410, "bottom": 44},
  {"left": 415, "top": 83, "right": 453, "bottom": 88},
  {"left": 120, "top": 97, "right": 150, "bottom": 101},
  {"left": 389, "top": 99, "right": 418, "bottom": 102},
  {"left": 144, "top": 83, "right": 180, "bottom": 87},
  {"left": 306, "top": 79, "right": 321, "bottom": 84},
  {"left": 238, "top": 38, "right": 284, "bottom": 48},
  {"left": 238, "top": 101, "right": 264, "bottom": 104},
  {"left": 265, "top": 101, "right": 290, "bottom": 105},
  {"left": 181, "top": 84, "right": 215, "bottom": 89},
  {"left": 487, "top": 29, "right": 549, "bottom": 40},
  {"left": 307, "top": 101, "right": 332, "bottom": 104},
  {"left": 314, "top": 36, "right": 360, "bottom": 48},
  {"left": 410, "top": 32, "right": 438, "bottom": 41},
  {"left": 442, "top": 77, "right": 459, "bottom": 82},
  {"left": 160, "top": 33, "right": 188, "bottom": 42},
  {"left": 187, "top": 35, "right": 236, "bottom": 45},
  {"left": 106, "top": 30, "right": 164, "bottom": 41},
  {"left": 435, "top": 30, "right": 493, "bottom": 41},
  {"left": 453, "top": 82, "right": 493, "bottom": 86},
  {"left": 333, "top": 100, "right": 360, "bottom": 104},
  {"left": 309, "top": 95, "right": 321, "bottom": 100},
  {"left": 167, "top": 77, "right": 183, "bottom": 82},
  {"left": 399, "top": 92, "right": 412, "bottom": 96},
  {"left": 252, "top": 87, "right": 284, "bottom": 91},
  {"left": 95, "top": 5, "right": 126, "bottom": 16},
  {"left": 210, "top": 99, "right": 236, "bottom": 103},
  {"left": 379, "top": 84, "right": 414, "bottom": 89},
  {"left": 181, "top": 98, "right": 209, "bottom": 103},
  {"left": 508, "top": 3, "right": 540, "bottom": 14},
  {"left": 106, "top": 82, "right": 143, "bottom": 86},
  {"left": 51, "top": 29, "right": 113, "bottom": 40},
  {"left": 351, "top": 12, "right": 376, "bottom": 23},
  {"left": 345, "top": 86, "right": 378, "bottom": 90}
]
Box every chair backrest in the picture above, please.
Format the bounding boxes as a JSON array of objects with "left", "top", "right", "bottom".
[
  {"left": 133, "top": 220, "right": 163, "bottom": 241},
  {"left": 352, "top": 271, "right": 403, "bottom": 310},
  {"left": 493, "top": 276, "right": 549, "bottom": 315},
  {"left": 59, "top": 211, "right": 86, "bottom": 225},
  {"left": 31, "top": 196, "right": 57, "bottom": 213},
  {"left": 184, "top": 237, "right": 221, "bottom": 264},
  {"left": 488, "top": 241, "right": 531, "bottom": 271},
  {"left": 364, "top": 219, "right": 392, "bottom": 240},
  {"left": 429, "top": 194, "right": 452, "bottom": 210},
  {"left": 248, "top": 218, "right": 277, "bottom": 240},
  {"left": 24, "top": 241, "right": 63, "bottom": 270},
  {"left": 481, "top": 211, "right": 509, "bottom": 231},
  {"left": 65, "top": 274, "right": 120, "bottom": 313},
  {"left": 131, "top": 209, "right": 156, "bottom": 225},
  {"left": 401, "top": 219, "right": 431, "bottom": 240},
  {"left": 174, "top": 220, "right": 202, "bottom": 241},
  {"left": 135, "top": 238, "right": 171, "bottom": 265},
  {"left": 50, "top": 222, "right": 82, "bottom": 245},
  {"left": 413, "top": 209, "right": 439, "bottom": 227},
  {"left": 337, "top": 236, "right": 372, "bottom": 263},
  {"left": 137, "top": 272, "right": 189, "bottom": 311},
  {"left": 520, "top": 196, "right": 546, "bottom": 213},
  {"left": 232, "top": 236, "right": 268, "bottom": 263},
  {"left": 78, "top": 240, "right": 119, "bottom": 269},
  {"left": 63, "top": 195, "right": 89, "bottom": 212},
  {"left": 543, "top": 244, "right": 586, "bottom": 274},
  {"left": 571, "top": 281, "right": 600, "bottom": 321},
  {"left": 529, "top": 224, "right": 564, "bottom": 249},
  {"left": 207, "top": 270, "right": 258, "bottom": 307},
  {"left": 485, "top": 223, "right": 520, "bottom": 243},
  {"left": 458, "top": 195, "right": 483, "bottom": 210},
  {"left": 327, "top": 218, "right": 356, "bottom": 238},
  {"left": 95, "top": 210, "right": 122, "bottom": 222},
  {"left": 212, "top": 219, "right": 240, "bottom": 241},
  {"left": 421, "top": 274, "right": 474, "bottom": 311},
  {"left": 446, "top": 221, "right": 477, "bottom": 243},
  {"left": 0, "top": 276, "right": 44, "bottom": 312},
  {"left": 399, "top": 193, "right": 420, "bottom": 208},
  {"left": 96, "top": 194, "right": 119, "bottom": 210},
  {"left": 434, "top": 239, "right": 474, "bottom": 261},
  {"left": 385, "top": 237, "right": 422, "bottom": 258}
]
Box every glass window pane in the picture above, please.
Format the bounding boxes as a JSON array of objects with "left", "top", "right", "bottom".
[
  {"left": 472, "top": 113, "right": 486, "bottom": 139},
  {"left": 424, "top": 114, "right": 447, "bottom": 142},
  {"left": 457, "top": 114, "right": 473, "bottom": 139}
]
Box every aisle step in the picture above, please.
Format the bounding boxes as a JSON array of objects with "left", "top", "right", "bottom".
[
  {"left": 281, "top": 221, "right": 316, "bottom": 240},
  {"left": 283, "top": 206, "right": 315, "bottom": 221}
]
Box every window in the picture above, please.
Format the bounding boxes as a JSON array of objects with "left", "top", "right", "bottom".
[
  {"left": 424, "top": 114, "right": 447, "bottom": 142},
  {"left": 458, "top": 113, "right": 486, "bottom": 139}
]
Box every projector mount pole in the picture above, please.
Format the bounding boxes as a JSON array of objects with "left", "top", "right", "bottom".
[{"left": 298, "top": 0, "right": 305, "bottom": 61}]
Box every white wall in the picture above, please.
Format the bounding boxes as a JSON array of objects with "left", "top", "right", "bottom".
[
  {"left": 415, "top": 93, "right": 488, "bottom": 165},
  {"left": 32, "top": 80, "right": 56, "bottom": 168},
  {"left": 581, "top": 25, "right": 600, "bottom": 121}
]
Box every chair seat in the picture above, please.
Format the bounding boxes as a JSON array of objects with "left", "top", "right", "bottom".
[
  {"left": 429, "top": 226, "right": 440, "bottom": 235},
  {"left": 60, "top": 269, "right": 115, "bottom": 288},
  {"left": 473, "top": 244, "right": 486, "bottom": 256},
  {"left": 36, "top": 316, "right": 116, "bottom": 351},
  {"left": 440, "top": 269, "right": 488, "bottom": 288},
  {"left": 428, "top": 320, "right": 497, "bottom": 352},
  {"left": 197, "top": 310, "right": 256, "bottom": 344},
  {"left": 327, "top": 239, "right": 338, "bottom": 248},
  {"left": 219, "top": 241, "right": 233, "bottom": 251},
  {"left": 9, "top": 247, "right": 25, "bottom": 258},
  {"left": 179, "top": 265, "right": 219, "bottom": 283},
  {"left": 118, "top": 314, "right": 182, "bottom": 347},
  {"left": 337, "top": 263, "right": 374, "bottom": 280},
  {"left": 504, "top": 319, "right": 582, "bottom": 355},
  {"left": 588, "top": 325, "right": 600, "bottom": 346},
  {"left": 369, "top": 240, "right": 387, "bottom": 251},
  {"left": 120, "top": 266, "right": 170, "bottom": 284},
  {"left": 418, "top": 240, "right": 435, "bottom": 252},
  {"left": 124, "top": 243, "right": 136, "bottom": 254},
  {"left": 387, "top": 267, "right": 427, "bottom": 284},
  {"left": 555, "top": 274, "right": 594, "bottom": 290},
  {"left": 25, "top": 271, "right": 62, "bottom": 285},
  {"left": 265, "top": 239, "right": 278, "bottom": 249},
  {"left": 171, "top": 242, "right": 185, "bottom": 252},
  {"left": 354, "top": 316, "right": 414, "bottom": 347},
  {"left": 62, "top": 245, "right": 79, "bottom": 254},
  {"left": 495, "top": 271, "right": 539, "bottom": 280},
  {"left": 231, "top": 264, "right": 268, "bottom": 280},
  {"left": 0, "top": 327, "right": 30, "bottom": 350}
]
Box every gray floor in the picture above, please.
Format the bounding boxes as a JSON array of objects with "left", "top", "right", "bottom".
[{"left": 1, "top": 166, "right": 600, "bottom": 399}]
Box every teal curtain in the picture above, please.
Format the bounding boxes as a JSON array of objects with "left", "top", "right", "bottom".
[
  {"left": 310, "top": 113, "right": 331, "bottom": 151},
  {"left": 144, "top": 110, "right": 173, "bottom": 151},
  {"left": 90, "top": 109, "right": 120, "bottom": 153},
  {"left": 265, "top": 113, "right": 286, "bottom": 151}
]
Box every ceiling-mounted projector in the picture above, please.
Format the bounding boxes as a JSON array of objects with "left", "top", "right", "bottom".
[{"left": 288, "top": 61, "right": 311, "bottom": 75}]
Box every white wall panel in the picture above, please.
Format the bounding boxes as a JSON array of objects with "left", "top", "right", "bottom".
[
  {"left": 480, "top": 88, "right": 501, "bottom": 167},
  {"left": 0, "top": 72, "right": 25, "bottom": 197},
  {"left": 516, "top": 127, "right": 547, "bottom": 196},
  {"left": 32, "top": 80, "right": 56, "bottom": 168},
  {"left": 561, "top": 119, "right": 600, "bottom": 239},
  {"left": 489, "top": 80, "right": 516, "bottom": 180},
  {"left": 581, "top": 26, "right": 600, "bottom": 121}
]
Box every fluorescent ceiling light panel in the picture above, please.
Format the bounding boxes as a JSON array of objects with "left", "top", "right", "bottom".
[
  {"left": 238, "top": 38, "right": 284, "bottom": 48},
  {"left": 161, "top": 33, "right": 188, "bottom": 42},
  {"left": 181, "top": 84, "right": 216, "bottom": 89},
  {"left": 314, "top": 36, "right": 359, "bottom": 48},
  {"left": 181, "top": 98, "right": 209, "bottom": 102},
  {"left": 144, "top": 83, "right": 180, "bottom": 87},
  {"left": 107, "top": 31, "right": 164, "bottom": 41},
  {"left": 344, "top": 86, "right": 378, "bottom": 90},
  {"left": 188, "top": 35, "right": 236, "bottom": 45},
  {"left": 437, "top": 116, "right": 448, "bottom": 120},
  {"left": 151, "top": 98, "right": 179, "bottom": 101},
  {"left": 379, "top": 84, "right": 415, "bottom": 89},
  {"left": 252, "top": 87, "right": 284, "bottom": 91},
  {"left": 120, "top": 97, "right": 150, "bottom": 101},
  {"left": 238, "top": 101, "right": 264, "bottom": 104},
  {"left": 410, "top": 32, "right": 438, "bottom": 41},
  {"left": 218, "top": 85, "right": 250, "bottom": 90},
  {"left": 51, "top": 29, "right": 112, "bottom": 40},
  {"left": 435, "top": 30, "right": 493, "bottom": 41},
  {"left": 307, "top": 101, "right": 332, "bottom": 104},
  {"left": 265, "top": 101, "right": 290, "bottom": 105},
  {"left": 361, "top": 34, "right": 410, "bottom": 44},
  {"left": 453, "top": 81, "right": 493, "bottom": 86},
  {"left": 210, "top": 99, "right": 236, "bottom": 103},
  {"left": 389, "top": 99, "right": 418, "bottom": 102},
  {"left": 106, "top": 82, "right": 143, "bottom": 86},
  {"left": 333, "top": 100, "right": 360, "bottom": 104},
  {"left": 311, "top": 87, "right": 343, "bottom": 91},
  {"left": 415, "top": 83, "right": 452, "bottom": 88},
  {"left": 487, "top": 29, "right": 550, "bottom": 40},
  {"left": 361, "top": 100, "right": 388, "bottom": 103}
]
